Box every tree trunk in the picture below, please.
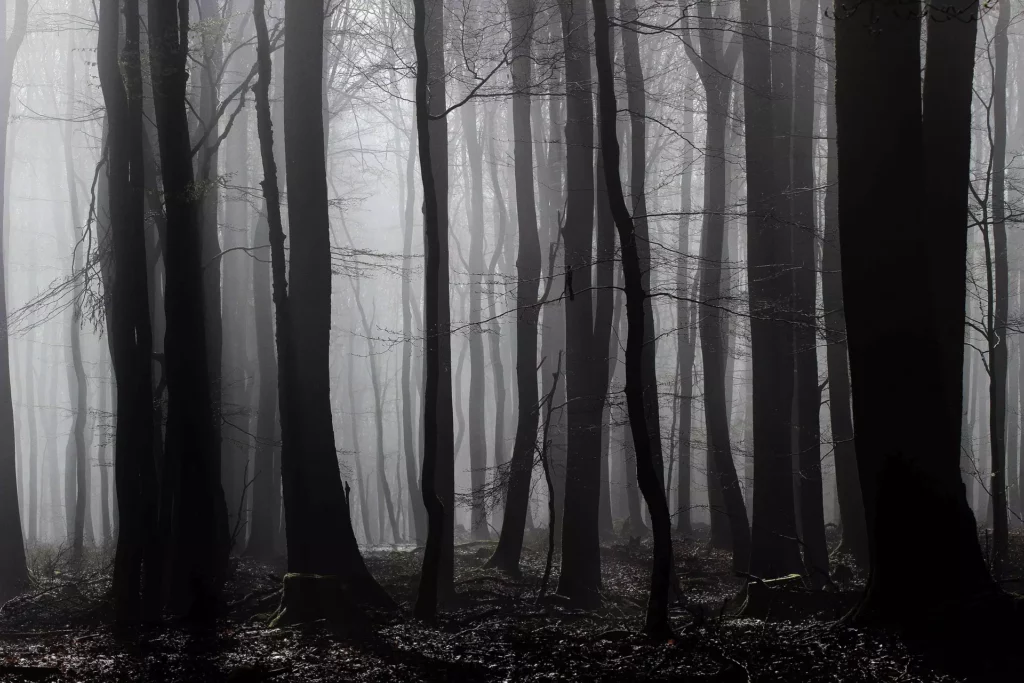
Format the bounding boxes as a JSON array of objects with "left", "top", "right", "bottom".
[
  {"left": 821, "top": 13, "right": 867, "bottom": 569},
  {"left": 735, "top": 0, "right": 802, "bottom": 580},
  {"left": 835, "top": 0, "right": 993, "bottom": 628},
  {"left": 412, "top": 0, "right": 451, "bottom": 622},
  {"left": 593, "top": 0, "right": 674, "bottom": 634},
  {"left": 988, "top": 0, "right": 1010, "bottom": 576},
  {"left": 556, "top": 0, "right": 604, "bottom": 608},
  {"left": 98, "top": 373, "right": 112, "bottom": 547},
  {"left": 0, "top": 0, "right": 29, "bottom": 602},
  {"left": 675, "top": 110, "right": 696, "bottom": 537},
  {"left": 487, "top": 0, "right": 542, "bottom": 573},
  {"left": 103, "top": 0, "right": 159, "bottom": 622},
  {"left": 148, "top": 0, "right": 230, "bottom": 617},
  {"left": 790, "top": 0, "right": 829, "bottom": 587}
]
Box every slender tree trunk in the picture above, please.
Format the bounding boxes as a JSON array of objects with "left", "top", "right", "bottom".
[
  {"left": 790, "top": 0, "right": 829, "bottom": 587},
  {"left": 412, "top": 0, "right": 451, "bottom": 622},
  {"left": 25, "top": 338, "right": 38, "bottom": 545},
  {"left": 0, "top": 0, "right": 29, "bottom": 601},
  {"left": 593, "top": 0, "right": 673, "bottom": 634},
  {"left": 675, "top": 106, "right": 696, "bottom": 537},
  {"left": 989, "top": 0, "right": 1010, "bottom": 576},
  {"left": 487, "top": 0, "right": 542, "bottom": 573},
  {"left": 98, "top": 373, "right": 112, "bottom": 547},
  {"left": 821, "top": 13, "right": 867, "bottom": 569}
]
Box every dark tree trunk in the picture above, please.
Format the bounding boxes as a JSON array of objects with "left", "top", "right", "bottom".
[
  {"left": 989, "top": 0, "right": 1010, "bottom": 576},
  {"left": 412, "top": 0, "right": 451, "bottom": 622},
  {"left": 0, "top": 0, "right": 29, "bottom": 602},
  {"left": 487, "top": 0, "right": 543, "bottom": 574},
  {"left": 835, "top": 0, "right": 994, "bottom": 628},
  {"left": 593, "top": 0, "right": 674, "bottom": 635},
  {"left": 821, "top": 14, "right": 867, "bottom": 569},
  {"left": 103, "top": 0, "right": 160, "bottom": 622},
  {"left": 148, "top": 0, "right": 229, "bottom": 617},
  {"left": 790, "top": 0, "right": 829, "bottom": 587},
  {"left": 735, "top": 0, "right": 802, "bottom": 580},
  {"left": 556, "top": 0, "right": 605, "bottom": 608}
]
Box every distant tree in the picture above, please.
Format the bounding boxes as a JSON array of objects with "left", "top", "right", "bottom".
[{"left": 0, "top": 0, "right": 29, "bottom": 603}]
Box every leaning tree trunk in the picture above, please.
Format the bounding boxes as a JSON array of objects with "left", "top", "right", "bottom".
[
  {"left": 487, "top": 0, "right": 542, "bottom": 574},
  {"left": 0, "top": 0, "right": 29, "bottom": 602},
  {"left": 836, "top": 0, "right": 994, "bottom": 630},
  {"left": 593, "top": 0, "right": 673, "bottom": 637}
]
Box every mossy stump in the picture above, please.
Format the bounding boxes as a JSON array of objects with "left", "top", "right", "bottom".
[{"left": 269, "top": 573, "right": 369, "bottom": 632}]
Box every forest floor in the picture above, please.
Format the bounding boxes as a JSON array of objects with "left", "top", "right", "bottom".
[{"left": 0, "top": 527, "right": 1021, "bottom": 682}]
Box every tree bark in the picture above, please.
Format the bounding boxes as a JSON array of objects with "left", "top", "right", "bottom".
[
  {"left": 487, "top": 0, "right": 543, "bottom": 573},
  {"left": 835, "top": 0, "right": 993, "bottom": 628},
  {"left": 103, "top": 0, "right": 160, "bottom": 622},
  {"left": 412, "top": 0, "right": 451, "bottom": 622},
  {"left": 593, "top": 0, "right": 674, "bottom": 635},
  {"left": 821, "top": 12, "right": 867, "bottom": 569},
  {"left": 0, "top": 0, "right": 29, "bottom": 602},
  {"left": 790, "top": 0, "right": 829, "bottom": 587}
]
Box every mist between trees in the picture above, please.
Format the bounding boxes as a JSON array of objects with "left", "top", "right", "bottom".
[{"left": 0, "top": 0, "right": 1020, "bottom": 677}]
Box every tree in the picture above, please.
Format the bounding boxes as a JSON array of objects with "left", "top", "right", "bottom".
[
  {"left": 683, "top": 0, "right": 750, "bottom": 571},
  {"left": 147, "top": 0, "right": 230, "bottom": 617},
  {"left": 487, "top": 0, "right": 543, "bottom": 573},
  {"left": 790, "top": 0, "right": 829, "bottom": 586},
  {"left": 734, "top": 0, "right": 800, "bottom": 581},
  {"left": 101, "top": 0, "right": 160, "bottom": 621},
  {"left": 820, "top": 12, "right": 867, "bottom": 569},
  {"left": 593, "top": 0, "right": 673, "bottom": 638},
  {"left": 835, "top": 0, "right": 993, "bottom": 628},
  {"left": 0, "top": 0, "right": 29, "bottom": 603},
  {"left": 412, "top": 0, "right": 450, "bottom": 622}
]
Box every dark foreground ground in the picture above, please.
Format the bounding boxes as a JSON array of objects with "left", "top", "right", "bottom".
[{"left": 1, "top": 527, "right": 1021, "bottom": 682}]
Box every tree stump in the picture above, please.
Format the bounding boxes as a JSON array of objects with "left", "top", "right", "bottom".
[{"left": 269, "top": 573, "right": 369, "bottom": 631}]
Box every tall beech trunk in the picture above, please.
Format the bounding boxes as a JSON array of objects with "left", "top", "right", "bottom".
[
  {"left": 0, "top": 0, "right": 29, "bottom": 601},
  {"left": 836, "top": 0, "right": 993, "bottom": 628},
  {"left": 246, "top": 207, "right": 280, "bottom": 560},
  {"left": 790, "top": 0, "right": 829, "bottom": 587},
  {"left": 593, "top": 0, "right": 673, "bottom": 636},
  {"left": 988, "top": 0, "right": 1010, "bottom": 576},
  {"left": 63, "top": 33, "right": 89, "bottom": 559},
  {"left": 398, "top": 106, "right": 427, "bottom": 543},
  {"left": 148, "top": 0, "right": 230, "bottom": 617},
  {"left": 461, "top": 84, "right": 489, "bottom": 541},
  {"left": 687, "top": 0, "right": 749, "bottom": 572},
  {"left": 412, "top": 0, "right": 450, "bottom": 622},
  {"left": 675, "top": 102, "right": 696, "bottom": 537},
  {"left": 556, "top": 0, "right": 605, "bottom": 608},
  {"left": 346, "top": 347, "right": 374, "bottom": 544},
  {"left": 735, "top": 0, "right": 802, "bottom": 580},
  {"left": 488, "top": 0, "right": 542, "bottom": 573},
  {"left": 103, "top": 0, "right": 160, "bottom": 622},
  {"left": 821, "top": 14, "right": 867, "bottom": 569}
]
